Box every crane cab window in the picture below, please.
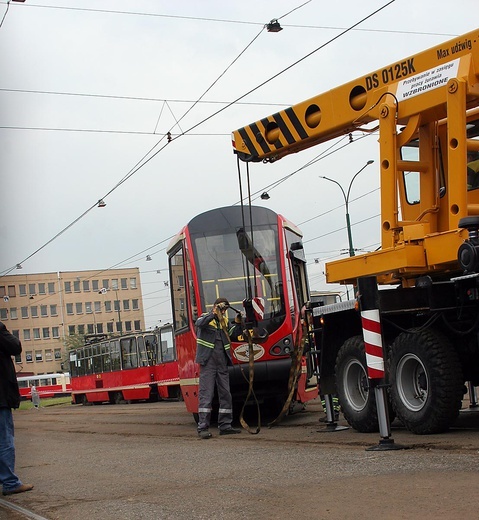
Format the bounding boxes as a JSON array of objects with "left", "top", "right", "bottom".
[
  {"left": 467, "top": 119, "right": 479, "bottom": 191},
  {"left": 401, "top": 142, "right": 420, "bottom": 205}
]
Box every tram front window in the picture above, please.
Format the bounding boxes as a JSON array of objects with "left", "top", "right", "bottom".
[{"left": 192, "top": 226, "right": 286, "bottom": 334}]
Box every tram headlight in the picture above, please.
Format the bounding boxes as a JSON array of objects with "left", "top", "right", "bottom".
[{"left": 269, "top": 335, "right": 294, "bottom": 356}]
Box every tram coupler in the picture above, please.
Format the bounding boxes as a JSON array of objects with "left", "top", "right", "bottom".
[{"left": 317, "top": 393, "right": 349, "bottom": 433}]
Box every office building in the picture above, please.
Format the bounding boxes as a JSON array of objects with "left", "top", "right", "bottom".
[{"left": 0, "top": 268, "right": 145, "bottom": 375}]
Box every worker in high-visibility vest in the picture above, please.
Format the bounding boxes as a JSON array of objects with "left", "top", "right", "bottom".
[{"left": 195, "top": 298, "right": 242, "bottom": 439}]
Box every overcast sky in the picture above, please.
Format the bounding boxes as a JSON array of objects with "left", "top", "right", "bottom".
[{"left": 0, "top": 0, "right": 476, "bottom": 329}]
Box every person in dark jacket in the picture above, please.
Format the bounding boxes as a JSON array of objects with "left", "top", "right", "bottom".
[
  {"left": 0, "top": 321, "right": 34, "bottom": 496},
  {"left": 195, "top": 298, "right": 241, "bottom": 439}
]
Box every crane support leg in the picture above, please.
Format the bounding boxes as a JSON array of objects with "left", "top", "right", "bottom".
[{"left": 357, "top": 276, "right": 408, "bottom": 451}]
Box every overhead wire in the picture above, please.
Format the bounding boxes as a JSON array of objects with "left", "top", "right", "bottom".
[
  {"left": 1, "top": 1, "right": 395, "bottom": 276},
  {"left": 0, "top": 0, "right": 10, "bottom": 28},
  {"left": 0, "top": 88, "right": 291, "bottom": 107},
  {"left": 0, "top": 1, "right": 457, "bottom": 37}
]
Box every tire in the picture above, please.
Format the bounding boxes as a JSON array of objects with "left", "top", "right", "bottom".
[
  {"left": 389, "top": 329, "right": 463, "bottom": 434},
  {"left": 335, "top": 336, "right": 379, "bottom": 433}
]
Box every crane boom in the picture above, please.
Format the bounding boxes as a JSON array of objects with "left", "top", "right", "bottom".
[{"left": 232, "top": 29, "right": 479, "bottom": 164}]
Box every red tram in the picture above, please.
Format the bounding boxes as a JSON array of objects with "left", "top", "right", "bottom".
[
  {"left": 17, "top": 373, "right": 71, "bottom": 400},
  {"left": 69, "top": 324, "right": 180, "bottom": 404},
  {"left": 167, "top": 205, "right": 318, "bottom": 419}
]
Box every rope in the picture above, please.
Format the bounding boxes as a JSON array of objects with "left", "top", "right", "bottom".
[{"left": 268, "top": 318, "right": 306, "bottom": 427}]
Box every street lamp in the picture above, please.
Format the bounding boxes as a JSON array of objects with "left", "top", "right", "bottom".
[{"left": 319, "top": 160, "right": 374, "bottom": 257}]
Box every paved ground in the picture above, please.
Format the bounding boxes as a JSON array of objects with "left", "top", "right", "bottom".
[{"left": 1, "top": 398, "right": 479, "bottom": 520}]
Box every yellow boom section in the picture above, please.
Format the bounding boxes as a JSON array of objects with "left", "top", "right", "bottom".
[
  {"left": 232, "top": 29, "right": 479, "bottom": 163},
  {"left": 232, "top": 29, "right": 479, "bottom": 286}
]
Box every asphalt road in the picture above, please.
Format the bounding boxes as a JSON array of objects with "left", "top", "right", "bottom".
[{"left": 1, "top": 399, "right": 479, "bottom": 520}]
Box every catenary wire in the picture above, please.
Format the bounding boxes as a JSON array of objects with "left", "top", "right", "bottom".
[
  {"left": 0, "top": 1, "right": 457, "bottom": 37},
  {"left": 1, "top": 1, "right": 394, "bottom": 276}
]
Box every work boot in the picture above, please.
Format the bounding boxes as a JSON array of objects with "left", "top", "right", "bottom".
[
  {"left": 198, "top": 429, "right": 212, "bottom": 439},
  {"left": 3, "top": 484, "right": 34, "bottom": 496},
  {"left": 219, "top": 427, "right": 241, "bottom": 435}
]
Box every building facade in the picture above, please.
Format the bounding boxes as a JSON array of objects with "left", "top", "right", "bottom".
[{"left": 0, "top": 268, "right": 145, "bottom": 376}]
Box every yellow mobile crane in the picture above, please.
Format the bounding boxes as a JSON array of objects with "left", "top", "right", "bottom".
[{"left": 232, "top": 28, "right": 479, "bottom": 435}]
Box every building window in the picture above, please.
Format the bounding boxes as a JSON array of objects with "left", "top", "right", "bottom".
[
  {"left": 50, "top": 304, "right": 57, "bottom": 316},
  {"left": 19, "top": 284, "right": 26, "bottom": 296},
  {"left": 10, "top": 308, "right": 17, "bottom": 320},
  {"left": 38, "top": 283, "right": 46, "bottom": 295},
  {"left": 40, "top": 305, "right": 48, "bottom": 317},
  {"left": 116, "top": 322, "right": 122, "bottom": 333},
  {"left": 73, "top": 280, "right": 80, "bottom": 292},
  {"left": 105, "top": 301, "right": 112, "bottom": 312},
  {"left": 33, "top": 328, "right": 40, "bottom": 339},
  {"left": 42, "top": 327, "right": 50, "bottom": 339},
  {"left": 23, "top": 329, "right": 31, "bottom": 340},
  {"left": 102, "top": 280, "right": 109, "bottom": 290},
  {"left": 21, "top": 307, "right": 28, "bottom": 318},
  {"left": 35, "top": 350, "right": 43, "bottom": 362},
  {"left": 31, "top": 306, "right": 38, "bottom": 318},
  {"left": 78, "top": 324, "right": 85, "bottom": 335},
  {"left": 85, "top": 302, "right": 92, "bottom": 314},
  {"left": 87, "top": 324, "right": 94, "bottom": 334},
  {"left": 26, "top": 351, "right": 33, "bottom": 362},
  {"left": 125, "top": 321, "right": 132, "bottom": 332},
  {"left": 107, "top": 322, "right": 114, "bottom": 333},
  {"left": 94, "top": 301, "right": 101, "bottom": 313},
  {"left": 45, "top": 349, "right": 53, "bottom": 362},
  {"left": 66, "top": 303, "right": 73, "bottom": 315},
  {"left": 132, "top": 299, "right": 139, "bottom": 310},
  {"left": 83, "top": 280, "right": 90, "bottom": 292},
  {"left": 123, "top": 300, "right": 130, "bottom": 311},
  {"left": 68, "top": 325, "right": 75, "bottom": 335},
  {"left": 54, "top": 349, "right": 61, "bottom": 360},
  {"left": 97, "top": 323, "right": 103, "bottom": 333},
  {"left": 12, "top": 330, "right": 19, "bottom": 339},
  {"left": 48, "top": 282, "right": 55, "bottom": 294},
  {"left": 114, "top": 300, "right": 120, "bottom": 312},
  {"left": 121, "top": 278, "right": 128, "bottom": 290},
  {"left": 130, "top": 278, "right": 137, "bottom": 289},
  {"left": 52, "top": 327, "right": 59, "bottom": 338},
  {"left": 0, "top": 308, "right": 7, "bottom": 320},
  {"left": 76, "top": 302, "right": 83, "bottom": 314},
  {"left": 112, "top": 279, "right": 119, "bottom": 290},
  {"left": 8, "top": 285, "right": 16, "bottom": 297},
  {"left": 0, "top": 286, "right": 4, "bottom": 297},
  {"left": 64, "top": 281, "right": 71, "bottom": 293},
  {"left": 28, "top": 284, "right": 36, "bottom": 296},
  {"left": 134, "top": 320, "right": 141, "bottom": 330},
  {"left": 14, "top": 353, "right": 21, "bottom": 364},
  {"left": 92, "top": 280, "right": 99, "bottom": 291}
]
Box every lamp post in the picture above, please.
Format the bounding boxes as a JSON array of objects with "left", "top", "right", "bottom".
[{"left": 319, "top": 160, "right": 374, "bottom": 257}]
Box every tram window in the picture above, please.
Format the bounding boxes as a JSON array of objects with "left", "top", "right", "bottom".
[
  {"left": 92, "top": 345, "right": 102, "bottom": 373},
  {"left": 137, "top": 336, "right": 149, "bottom": 367},
  {"left": 69, "top": 352, "right": 77, "bottom": 377},
  {"left": 160, "top": 328, "right": 175, "bottom": 362},
  {"left": 120, "top": 337, "right": 138, "bottom": 369},
  {"left": 110, "top": 340, "right": 121, "bottom": 371},
  {"left": 169, "top": 246, "right": 190, "bottom": 331},
  {"left": 144, "top": 334, "right": 158, "bottom": 365},
  {"left": 101, "top": 341, "right": 111, "bottom": 372}
]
